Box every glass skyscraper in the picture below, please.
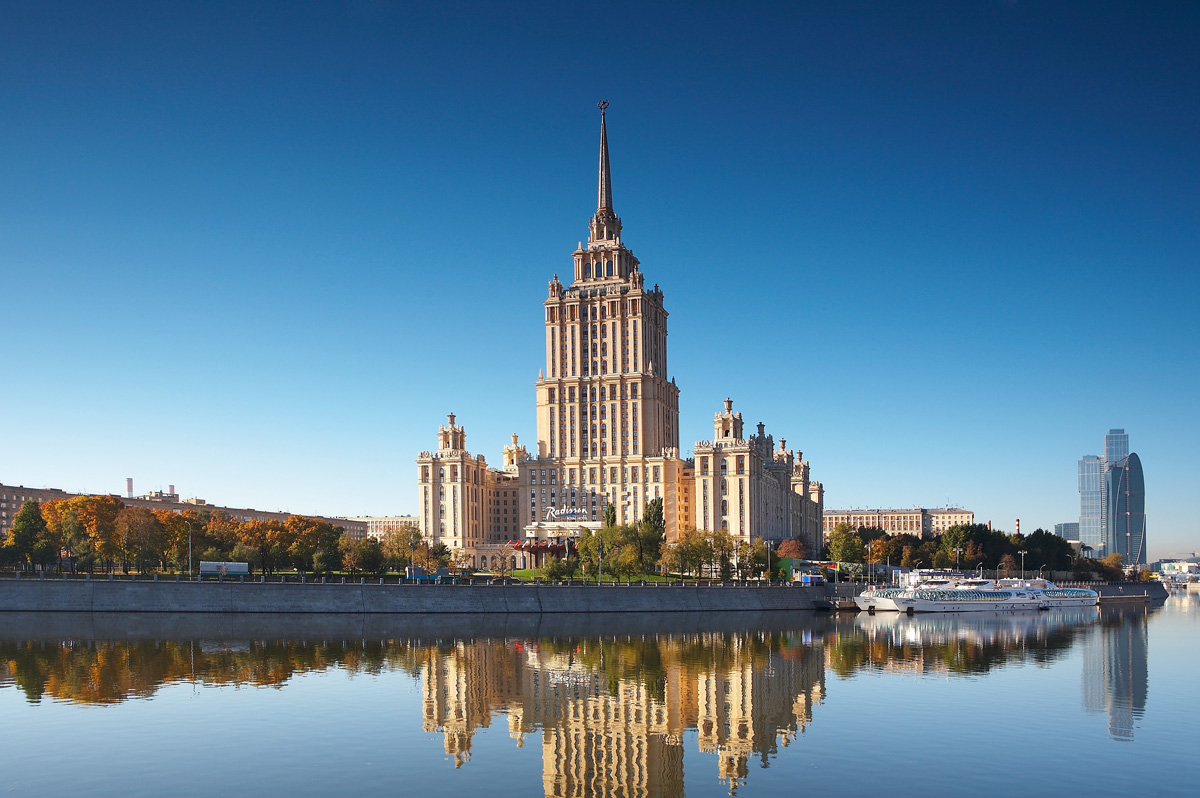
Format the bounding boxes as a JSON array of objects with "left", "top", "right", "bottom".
[
  {"left": 1078, "top": 454, "right": 1106, "bottom": 556},
  {"left": 1105, "top": 429, "right": 1129, "bottom": 465},
  {"left": 1106, "top": 452, "right": 1146, "bottom": 566},
  {"left": 1078, "top": 428, "right": 1146, "bottom": 565}
]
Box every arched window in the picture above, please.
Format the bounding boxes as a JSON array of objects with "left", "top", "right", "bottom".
[
  {"left": 606, "top": 260, "right": 613, "bottom": 276},
  {"left": 583, "top": 263, "right": 591, "bottom": 278}
]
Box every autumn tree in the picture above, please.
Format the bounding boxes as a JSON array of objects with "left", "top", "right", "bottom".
[
  {"left": 236, "top": 519, "right": 286, "bottom": 576},
  {"left": 115, "top": 506, "right": 166, "bottom": 572},
  {"left": 776, "top": 538, "right": 806, "bottom": 561},
  {"left": 340, "top": 535, "right": 362, "bottom": 576},
  {"left": 73, "top": 495, "right": 123, "bottom": 572}
]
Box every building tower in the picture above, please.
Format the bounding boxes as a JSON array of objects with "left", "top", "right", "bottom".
[
  {"left": 1078, "top": 454, "right": 1106, "bottom": 557},
  {"left": 1105, "top": 452, "right": 1146, "bottom": 566},
  {"left": 529, "top": 101, "right": 686, "bottom": 538}
]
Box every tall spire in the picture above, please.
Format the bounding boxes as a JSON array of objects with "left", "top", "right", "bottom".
[
  {"left": 589, "top": 100, "right": 621, "bottom": 243},
  {"left": 597, "top": 99, "right": 612, "bottom": 212}
]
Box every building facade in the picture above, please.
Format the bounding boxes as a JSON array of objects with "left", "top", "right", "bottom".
[
  {"left": 347, "top": 515, "right": 420, "bottom": 541},
  {"left": 1078, "top": 454, "right": 1106, "bottom": 556},
  {"left": 416, "top": 106, "right": 822, "bottom": 568},
  {"left": 1054, "top": 522, "right": 1081, "bottom": 540},
  {"left": 821, "top": 507, "right": 974, "bottom": 540},
  {"left": 692, "top": 399, "right": 822, "bottom": 549}
]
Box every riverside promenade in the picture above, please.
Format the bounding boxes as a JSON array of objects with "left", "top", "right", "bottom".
[{"left": 0, "top": 575, "right": 823, "bottom": 614}]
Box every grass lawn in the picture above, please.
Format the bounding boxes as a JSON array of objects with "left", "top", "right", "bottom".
[{"left": 511, "top": 569, "right": 679, "bottom": 583}]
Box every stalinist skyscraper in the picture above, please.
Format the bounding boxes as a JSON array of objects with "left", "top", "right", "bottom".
[{"left": 417, "top": 105, "right": 821, "bottom": 570}]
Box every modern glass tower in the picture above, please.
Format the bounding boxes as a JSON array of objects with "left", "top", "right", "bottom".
[
  {"left": 1105, "top": 429, "right": 1129, "bottom": 465},
  {"left": 1078, "top": 454, "right": 1106, "bottom": 556},
  {"left": 1106, "top": 452, "right": 1146, "bottom": 566}
]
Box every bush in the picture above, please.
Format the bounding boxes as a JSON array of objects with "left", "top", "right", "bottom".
[{"left": 539, "top": 557, "right": 579, "bottom": 581}]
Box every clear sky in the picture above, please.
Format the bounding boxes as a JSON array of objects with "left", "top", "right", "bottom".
[{"left": 2, "top": 2, "right": 1197, "bottom": 560}]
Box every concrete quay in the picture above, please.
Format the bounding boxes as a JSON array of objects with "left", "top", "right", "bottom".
[{"left": 0, "top": 577, "right": 823, "bottom": 615}]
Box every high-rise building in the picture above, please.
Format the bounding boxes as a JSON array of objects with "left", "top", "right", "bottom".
[
  {"left": 416, "top": 106, "right": 822, "bottom": 568},
  {"left": 1105, "top": 429, "right": 1129, "bottom": 464},
  {"left": 1078, "top": 454, "right": 1106, "bottom": 556},
  {"left": 1105, "top": 452, "right": 1146, "bottom": 566},
  {"left": 1077, "top": 428, "right": 1146, "bottom": 564}
]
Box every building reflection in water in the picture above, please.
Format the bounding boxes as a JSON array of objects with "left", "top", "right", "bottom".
[
  {"left": 1081, "top": 607, "right": 1150, "bottom": 741},
  {"left": 0, "top": 605, "right": 1158, "bottom": 793},
  {"left": 417, "top": 632, "right": 826, "bottom": 795}
]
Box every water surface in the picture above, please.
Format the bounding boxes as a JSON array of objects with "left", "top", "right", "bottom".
[{"left": 2, "top": 597, "right": 1195, "bottom": 797}]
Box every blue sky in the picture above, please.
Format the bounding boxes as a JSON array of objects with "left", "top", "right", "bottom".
[{"left": 1, "top": 1, "right": 1197, "bottom": 559}]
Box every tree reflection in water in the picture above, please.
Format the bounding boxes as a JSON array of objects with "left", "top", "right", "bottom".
[{"left": 0, "top": 606, "right": 1152, "bottom": 793}]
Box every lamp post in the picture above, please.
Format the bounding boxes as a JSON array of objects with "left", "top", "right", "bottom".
[
  {"left": 953, "top": 547, "right": 963, "bottom": 571},
  {"left": 1019, "top": 549, "right": 1028, "bottom": 580},
  {"left": 865, "top": 541, "right": 873, "bottom": 584}
]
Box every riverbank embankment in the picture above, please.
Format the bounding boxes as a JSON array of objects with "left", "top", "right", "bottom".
[{"left": 0, "top": 577, "right": 823, "bottom": 614}]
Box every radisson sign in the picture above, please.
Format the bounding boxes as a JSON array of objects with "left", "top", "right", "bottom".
[{"left": 544, "top": 507, "right": 590, "bottom": 521}]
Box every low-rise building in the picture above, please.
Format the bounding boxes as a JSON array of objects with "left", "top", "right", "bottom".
[
  {"left": 821, "top": 507, "right": 974, "bottom": 540},
  {"left": 346, "top": 515, "right": 420, "bottom": 541}
]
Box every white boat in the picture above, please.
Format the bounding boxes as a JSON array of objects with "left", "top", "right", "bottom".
[
  {"left": 892, "top": 585, "right": 1045, "bottom": 613},
  {"left": 859, "top": 573, "right": 960, "bottom": 609},
  {"left": 998, "top": 579, "right": 1099, "bottom": 608},
  {"left": 855, "top": 577, "right": 959, "bottom": 612},
  {"left": 892, "top": 578, "right": 1099, "bottom": 613}
]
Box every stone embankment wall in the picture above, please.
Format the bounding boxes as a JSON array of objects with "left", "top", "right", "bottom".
[{"left": 0, "top": 578, "right": 822, "bottom": 614}]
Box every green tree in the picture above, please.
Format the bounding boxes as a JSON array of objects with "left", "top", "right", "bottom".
[
  {"left": 380, "top": 524, "right": 418, "bottom": 572},
  {"left": 539, "top": 556, "right": 578, "bottom": 581},
  {"left": 637, "top": 498, "right": 666, "bottom": 573},
  {"left": 827, "top": 522, "right": 863, "bottom": 564},
  {"left": 357, "top": 537, "right": 385, "bottom": 576},
  {"left": 604, "top": 502, "right": 617, "bottom": 529},
  {"left": 7, "top": 500, "right": 47, "bottom": 566}
]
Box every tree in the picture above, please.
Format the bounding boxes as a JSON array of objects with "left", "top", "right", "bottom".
[
  {"left": 708, "top": 528, "right": 734, "bottom": 580},
  {"left": 450, "top": 547, "right": 473, "bottom": 574},
  {"left": 492, "top": 542, "right": 516, "bottom": 577},
  {"left": 380, "top": 524, "right": 417, "bottom": 572},
  {"left": 72, "top": 496, "right": 124, "bottom": 571},
  {"left": 539, "top": 556, "right": 578, "bottom": 581},
  {"left": 827, "top": 523, "right": 863, "bottom": 564},
  {"left": 236, "top": 519, "right": 286, "bottom": 576},
  {"left": 357, "top": 537, "right": 385, "bottom": 576},
  {"left": 116, "top": 506, "right": 167, "bottom": 573},
  {"left": 776, "top": 538, "right": 806, "bottom": 562},
  {"left": 636, "top": 498, "right": 666, "bottom": 573},
  {"left": 999, "top": 553, "right": 1017, "bottom": 577},
  {"left": 340, "top": 535, "right": 362, "bottom": 575},
  {"left": 7, "top": 500, "right": 47, "bottom": 566},
  {"left": 604, "top": 502, "right": 617, "bottom": 529}
]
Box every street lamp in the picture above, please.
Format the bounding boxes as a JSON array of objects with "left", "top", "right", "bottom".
[
  {"left": 1018, "top": 549, "right": 1028, "bottom": 581},
  {"left": 953, "top": 547, "right": 963, "bottom": 571}
]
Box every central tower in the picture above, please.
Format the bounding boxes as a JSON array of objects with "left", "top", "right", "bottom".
[{"left": 531, "top": 102, "right": 684, "bottom": 532}]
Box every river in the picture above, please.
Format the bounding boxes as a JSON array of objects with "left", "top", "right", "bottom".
[{"left": 1, "top": 595, "right": 1195, "bottom": 796}]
